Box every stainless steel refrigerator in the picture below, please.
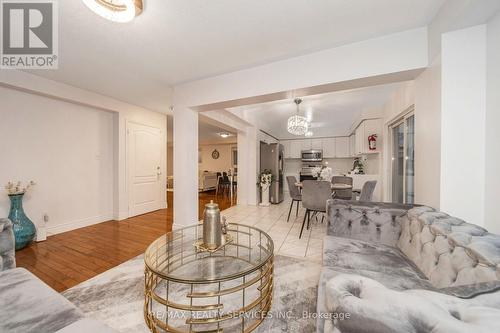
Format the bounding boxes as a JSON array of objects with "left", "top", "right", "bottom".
[{"left": 260, "top": 142, "right": 284, "bottom": 204}]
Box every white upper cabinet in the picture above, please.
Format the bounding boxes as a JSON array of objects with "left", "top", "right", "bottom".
[
  {"left": 289, "top": 140, "right": 302, "bottom": 158},
  {"left": 300, "top": 139, "right": 312, "bottom": 150},
  {"left": 322, "top": 138, "right": 336, "bottom": 157},
  {"left": 355, "top": 125, "right": 364, "bottom": 155},
  {"left": 349, "top": 135, "right": 356, "bottom": 157},
  {"left": 282, "top": 140, "right": 291, "bottom": 159},
  {"left": 310, "top": 139, "right": 323, "bottom": 150},
  {"left": 335, "top": 137, "right": 350, "bottom": 158},
  {"left": 282, "top": 124, "right": 381, "bottom": 159}
]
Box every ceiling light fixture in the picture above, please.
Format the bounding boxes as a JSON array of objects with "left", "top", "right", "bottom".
[
  {"left": 82, "top": 0, "right": 143, "bottom": 23},
  {"left": 287, "top": 98, "right": 308, "bottom": 136},
  {"left": 218, "top": 132, "right": 231, "bottom": 138}
]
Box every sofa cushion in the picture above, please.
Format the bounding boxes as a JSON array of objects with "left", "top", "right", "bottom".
[
  {"left": 316, "top": 266, "right": 433, "bottom": 333},
  {"left": 0, "top": 268, "right": 83, "bottom": 333},
  {"left": 323, "top": 274, "right": 500, "bottom": 333},
  {"left": 318, "top": 235, "right": 433, "bottom": 333},
  {"left": 322, "top": 235, "right": 427, "bottom": 281}
]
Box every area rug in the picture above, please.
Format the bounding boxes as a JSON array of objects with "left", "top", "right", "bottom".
[{"left": 62, "top": 254, "right": 322, "bottom": 333}]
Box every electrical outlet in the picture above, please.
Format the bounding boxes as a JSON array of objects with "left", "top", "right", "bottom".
[{"left": 43, "top": 214, "right": 49, "bottom": 223}]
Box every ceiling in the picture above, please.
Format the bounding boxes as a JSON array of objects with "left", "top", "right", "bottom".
[
  {"left": 28, "top": 0, "right": 445, "bottom": 113},
  {"left": 167, "top": 115, "right": 237, "bottom": 145},
  {"left": 228, "top": 82, "right": 405, "bottom": 139}
]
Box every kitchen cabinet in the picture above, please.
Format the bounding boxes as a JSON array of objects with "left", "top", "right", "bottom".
[
  {"left": 353, "top": 119, "right": 382, "bottom": 155},
  {"left": 282, "top": 140, "right": 291, "bottom": 159},
  {"left": 355, "top": 125, "right": 364, "bottom": 155},
  {"left": 310, "top": 139, "right": 323, "bottom": 150},
  {"left": 289, "top": 140, "right": 302, "bottom": 158},
  {"left": 322, "top": 138, "right": 336, "bottom": 158},
  {"left": 349, "top": 135, "right": 355, "bottom": 157},
  {"left": 300, "top": 139, "right": 312, "bottom": 151},
  {"left": 335, "top": 137, "right": 350, "bottom": 158}
]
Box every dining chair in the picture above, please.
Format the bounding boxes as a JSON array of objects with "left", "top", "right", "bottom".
[
  {"left": 300, "top": 180, "right": 332, "bottom": 238},
  {"left": 286, "top": 176, "right": 302, "bottom": 222},
  {"left": 357, "top": 180, "right": 377, "bottom": 201},
  {"left": 215, "top": 172, "right": 222, "bottom": 195},
  {"left": 331, "top": 176, "right": 353, "bottom": 200},
  {"left": 218, "top": 172, "right": 231, "bottom": 196}
]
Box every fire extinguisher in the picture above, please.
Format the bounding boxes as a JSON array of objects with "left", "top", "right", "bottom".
[{"left": 368, "top": 134, "right": 377, "bottom": 151}]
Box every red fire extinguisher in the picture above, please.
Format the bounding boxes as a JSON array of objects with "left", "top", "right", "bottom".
[{"left": 368, "top": 134, "right": 377, "bottom": 151}]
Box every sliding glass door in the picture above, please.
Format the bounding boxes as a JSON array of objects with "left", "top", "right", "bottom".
[{"left": 391, "top": 113, "right": 415, "bottom": 204}]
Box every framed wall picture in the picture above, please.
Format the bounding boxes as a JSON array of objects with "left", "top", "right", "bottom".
[{"left": 212, "top": 149, "right": 220, "bottom": 159}]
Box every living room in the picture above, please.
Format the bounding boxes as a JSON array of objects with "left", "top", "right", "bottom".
[{"left": 1, "top": 1, "right": 500, "bottom": 333}]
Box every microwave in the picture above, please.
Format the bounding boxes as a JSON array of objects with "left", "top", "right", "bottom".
[{"left": 301, "top": 150, "right": 323, "bottom": 162}]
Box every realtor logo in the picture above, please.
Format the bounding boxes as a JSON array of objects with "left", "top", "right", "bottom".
[{"left": 1, "top": 0, "right": 58, "bottom": 69}]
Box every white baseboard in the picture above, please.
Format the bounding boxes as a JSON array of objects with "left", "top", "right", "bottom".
[
  {"left": 114, "top": 210, "right": 129, "bottom": 221},
  {"left": 46, "top": 213, "right": 113, "bottom": 235}
]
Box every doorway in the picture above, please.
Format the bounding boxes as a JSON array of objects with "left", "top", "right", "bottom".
[
  {"left": 390, "top": 110, "right": 415, "bottom": 204},
  {"left": 127, "top": 121, "right": 164, "bottom": 217}
]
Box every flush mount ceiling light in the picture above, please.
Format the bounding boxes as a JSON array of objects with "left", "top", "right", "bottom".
[
  {"left": 287, "top": 98, "right": 308, "bottom": 136},
  {"left": 218, "top": 132, "right": 232, "bottom": 138},
  {"left": 82, "top": 0, "right": 143, "bottom": 23}
]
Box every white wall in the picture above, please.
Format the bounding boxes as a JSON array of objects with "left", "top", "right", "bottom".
[
  {"left": 414, "top": 57, "right": 442, "bottom": 209},
  {"left": 0, "top": 86, "right": 114, "bottom": 234},
  {"left": 486, "top": 12, "right": 500, "bottom": 233},
  {"left": 199, "top": 144, "right": 235, "bottom": 173},
  {"left": 380, "top": 82, "right": 415, "bottom": 202},
  {"left": 174, "top": 28, "right": 428, "bottom": 108},
  {"left": 440, "top": 25, "right": 487, "bottom": 227},
  {"left": 1, "top": 71, "right": 168, "bottom": 232}
]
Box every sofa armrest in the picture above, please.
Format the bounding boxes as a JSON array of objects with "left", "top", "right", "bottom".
[
  {"left": 324, "top": 274, "right": 500, "bottom": 333},
  {"left": 0, "top": 218, "right": 16, "bottom": 271},
  {"left": 326, "top": 199, "right": 413, "bottom": 247}
]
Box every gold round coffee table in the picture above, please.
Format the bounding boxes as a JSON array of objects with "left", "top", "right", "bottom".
[{"left": 144, "top": 223, "right": 274, "bottom": 333}]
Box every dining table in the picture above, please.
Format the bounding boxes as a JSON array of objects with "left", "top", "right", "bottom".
[{"left": 295, "top": 182, "right": 353, "bottom": 191}]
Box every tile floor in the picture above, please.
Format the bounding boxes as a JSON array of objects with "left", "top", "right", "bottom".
[{"left": 221, "top": 199, "right": 327, "bottom": 263}]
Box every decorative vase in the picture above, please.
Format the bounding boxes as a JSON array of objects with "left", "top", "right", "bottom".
[
  {"left": 8, "top": 193, "right": 36, "bottom": 250},
  {"left": 260, "top": 185, "right": 270, "bottom": 207}
]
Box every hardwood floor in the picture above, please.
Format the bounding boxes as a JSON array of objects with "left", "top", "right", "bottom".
[{"left": 15, "top": 191, "right": 235, "bottom": 292}]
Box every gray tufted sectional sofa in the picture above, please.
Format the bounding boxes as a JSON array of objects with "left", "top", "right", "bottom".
[
  {"left": 317, "top": 200, "right": 500, "bottom": 333},
  {"left": 0, "top": 218, "right": 117, "bottom": 333}
]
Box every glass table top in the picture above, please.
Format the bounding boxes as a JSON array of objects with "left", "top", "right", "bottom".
[{"left": 144, "top": 223, "right": 274, "bottom": 283}]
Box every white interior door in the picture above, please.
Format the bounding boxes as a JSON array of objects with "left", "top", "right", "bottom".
[{"left": 128, "top": 122, "right": 162, "bottom": 217}]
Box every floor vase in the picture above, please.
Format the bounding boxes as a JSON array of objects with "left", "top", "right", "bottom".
[{"left": 8, "top": 193, "right": 36, "bottom": 250}]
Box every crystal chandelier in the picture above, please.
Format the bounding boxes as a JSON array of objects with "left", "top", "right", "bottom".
[
  {"left": 82, "top": 0, "right": 143, "bottom": 23},
  {"left": 287, "top": 98, "right": 308, "bottom": 136}
]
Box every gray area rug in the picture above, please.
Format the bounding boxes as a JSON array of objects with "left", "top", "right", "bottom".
[{"left": 62, "top": 255, "right": 321, "bottom": 333}]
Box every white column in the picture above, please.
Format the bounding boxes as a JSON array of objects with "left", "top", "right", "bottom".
[
  {"left": 173, "top": 106, "right": 199, "bottom": 226},
  {"left": 440, "top": 25, "right": 487, "bottom": 226},
  {"left": 236, "top": 126, "right": 258, "bottom": 206},
  {"left": 485, "top": 13, "right": 500, "bottom": 233},
  {"left": 236, "top": 129, "right": 247, "bottom": 206}
]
